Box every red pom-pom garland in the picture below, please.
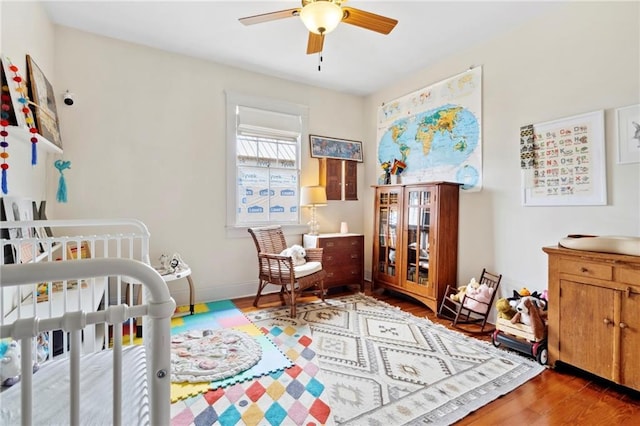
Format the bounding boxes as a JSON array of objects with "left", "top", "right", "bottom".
[
  {"left": 0, "top": 58, "right": 42, "bottom": 193},
  {"left": 0, "top": 86, "right": 10, "bottom": 193}
]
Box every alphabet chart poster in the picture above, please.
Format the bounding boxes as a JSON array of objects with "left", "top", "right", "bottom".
[{"left": 522, "top": 110, "right": 606, "bottom": 206}]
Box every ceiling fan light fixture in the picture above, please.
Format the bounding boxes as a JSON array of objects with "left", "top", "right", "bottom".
[{"left": 300, "top": 1, "right": 343, "bottom": 35}]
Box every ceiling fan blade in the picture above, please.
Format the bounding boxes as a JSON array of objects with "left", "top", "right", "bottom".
[
  {"left": 307, "top": 32, "right": 324, "bottom": 54},
  {"left": 342, "top": 7, "right": 398, "bottom": 35},
  {"left": 239, "top": 8, "right": 299, "bottom": 26}
]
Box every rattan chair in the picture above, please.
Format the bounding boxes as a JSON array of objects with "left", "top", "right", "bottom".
[
  {"left": 248, "top": 225, "right": 326, "bottom": 317},
  {"left": 437, "top": 268, "right": 502, "bottom": 334}
]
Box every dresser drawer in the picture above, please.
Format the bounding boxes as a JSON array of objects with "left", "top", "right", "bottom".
[
  {"left": 325, "top": 265, "right": 363, "bottom": 283},
  {"left": 324, "top": 250, "right": 362, "bottom": 266},
  {"left": 615, "top": 267, "right": 640, "bottom": 286},
  {"left": 321, "top": 236, "right": 363, "bottom": 252},
  {"left": 559, "top": 258, "right": 612, "bottom": 281}
]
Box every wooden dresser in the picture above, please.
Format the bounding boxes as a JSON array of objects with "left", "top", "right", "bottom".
[
  {"left": 303, "top": 233, "right": 364, "bottom": 292},
  {"left": 543, "top": 246, "right": 640, "bottom": 391}
]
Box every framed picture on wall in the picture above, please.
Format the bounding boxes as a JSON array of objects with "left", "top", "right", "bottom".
[
  {"left": 616, "top": 104, "right": 640, "bottom": 164},
  {"left": 309, "top": 134, "right": 363, "bottom": 162},
  {"left": 521, "top": 110, "right": 606, "bottom": 206},
  {"left": 26, "top": 54, "right": 63, "bottom": 149}
]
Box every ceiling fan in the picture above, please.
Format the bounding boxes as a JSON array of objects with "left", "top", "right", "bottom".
[{"left": 239, "top": 0, "right": 398, "bottom": 55}]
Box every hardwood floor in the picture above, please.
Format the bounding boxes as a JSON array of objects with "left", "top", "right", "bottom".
[{"left": 233, "top": 284, "right": 640, "bottom": 425}]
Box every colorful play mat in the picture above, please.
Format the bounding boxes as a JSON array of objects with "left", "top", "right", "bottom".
[{"left": 171, "top": 328, "right": 261, "bottom": 383}]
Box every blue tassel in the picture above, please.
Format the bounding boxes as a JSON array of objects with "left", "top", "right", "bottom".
[
  {"left": 54, "top": 160, "right": 72, "bottom": 203},
  {"left": 1, "top": 169, "right": 7, "bottom": 194},
  {"left": 57, "top": 174, "right": 67, "bottom": 202},
  {"left": 32, "top": 143, "right": 37, "bottom": 165}
]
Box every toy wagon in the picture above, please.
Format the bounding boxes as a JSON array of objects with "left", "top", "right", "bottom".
[{"left": 492, "top": 318, "right": 548, "bottom": 365}]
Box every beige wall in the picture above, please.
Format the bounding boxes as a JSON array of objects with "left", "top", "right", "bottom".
[
  {"left": 3, "top": 1, "right": 639, "bottom": 310},
  {"left": 364, "top": 1, "right": 640, "bottom": 304},
  {"left": 49, "top": 26, "right": 366, "bottom": 303}
]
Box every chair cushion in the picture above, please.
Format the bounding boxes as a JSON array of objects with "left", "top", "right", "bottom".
[{"left": 294, "top": 261, "right": 322, "bottom": 278}]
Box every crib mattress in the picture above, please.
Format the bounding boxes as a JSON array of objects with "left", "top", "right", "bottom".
[{"left": 0, "top": 345, "right": 149, "bottom": 425}]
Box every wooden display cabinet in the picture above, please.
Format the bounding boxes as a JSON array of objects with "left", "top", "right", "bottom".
[
  {"left": 543, "top": 246, "right": 640, "bottom": 391},
  {"left": 372, "top": 182, "right": 460, "bottom": 312}
]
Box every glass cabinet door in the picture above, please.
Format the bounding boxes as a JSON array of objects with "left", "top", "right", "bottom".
[
  {"left": 377, "top": 190, "right": 399, "bottom": 279},
  {"left": 405, "top": 187, "right": 431, "bottom": 289}
]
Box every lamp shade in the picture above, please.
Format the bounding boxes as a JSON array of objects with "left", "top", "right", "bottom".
[
  {"left": 299, "top": 1, "right": 343, "bottom": 35},
  {"left": 300, "top": 185, "right": 327, "bottom": 206}
]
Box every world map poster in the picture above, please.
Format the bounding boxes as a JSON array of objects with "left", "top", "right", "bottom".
[{"left": 377, "top": 67, "right": 482, "bottom": 191}]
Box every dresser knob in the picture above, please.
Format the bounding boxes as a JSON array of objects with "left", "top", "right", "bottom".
[
  {"left": 603, "top": 318, "right": 611, "bottom": 325},
  {"left": 580, "top": 267, "right": 588, "bottom": 273},
  {"left": 619, "top": 322, "right": 628, "bottom": 329}
]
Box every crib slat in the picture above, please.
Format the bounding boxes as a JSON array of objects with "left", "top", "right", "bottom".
[
  {"left": 20, "top": 338, "right": 33, "bottom": 426},
  {"left": 70, "top": 329, "right": 82, "bottom": 426},
  {"left": 113, "top": 322, "right": 123, "bottom": 426}
]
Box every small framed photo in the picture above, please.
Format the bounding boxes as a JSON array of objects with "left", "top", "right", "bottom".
[
  {"left": 1, "top": 196, "right": 40, "bottom": 263},
  {"left": 1, "top": 196, "right": 34, "bottom": 240},
  {"left": 309, "top": 134, "right": 363, "bottom": 162},
  {"left": 616, "top": 104, "right": 640, "bottom": 164}
]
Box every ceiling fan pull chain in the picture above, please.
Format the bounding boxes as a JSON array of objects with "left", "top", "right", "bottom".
[{"left": 318, "top": 52, "right": 323, "bottom": 71}]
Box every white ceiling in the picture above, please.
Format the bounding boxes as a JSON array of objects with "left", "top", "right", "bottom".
[{"left": 41, "top": 1, "right": 563, "bottom": 96}]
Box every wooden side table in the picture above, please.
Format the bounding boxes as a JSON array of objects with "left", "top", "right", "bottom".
[
  {"left": 158, "top": 266, "right": 195, "bottom": 316},
  {"left": 132, "top": 265, "right": 195, "bottom": 337}
]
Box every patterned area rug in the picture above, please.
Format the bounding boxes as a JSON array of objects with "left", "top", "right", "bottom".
[
  {"left": 171, "top": 322, "right": 333, "bottom": 426},
  {"left": 246, "top": 294, "right": 546, "bottom": 425},
  {"left": 170, "top": 300, "right": 292, "bottom": 402}
]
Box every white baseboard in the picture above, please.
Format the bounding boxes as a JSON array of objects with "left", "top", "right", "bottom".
[{"left": 168, "top": 280, "right": 260, "bottom": 307}]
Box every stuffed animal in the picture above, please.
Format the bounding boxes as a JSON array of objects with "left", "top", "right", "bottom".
[
  {"left": 1, "top": 340, "right": 21, "bottom": 387},
  {"left": 507, "top": 288, "right": 536, "bottom": 310},
  {"left": 463, "top": 283, "right": 494, "bottom": 313},
  {"left": 449, "top": 285, "right": 467, "bottom": 302},
  {"left": 511, "top": 295, "right": 544, "bottom": 325},
  {"left": 450, "top": 277, "right": 480, "bottom": 302},
  {"left": 496, "top": 297, "right": 516, "bottom": 320},
  {"left": 511, "top": 297, "right": 547, "bottom": 340},
  {"left": 280, "top": 244, "right": 307, "bottom": 266},
  {"left": 528, "top": 290, "right": 548, "bottom": 311}
]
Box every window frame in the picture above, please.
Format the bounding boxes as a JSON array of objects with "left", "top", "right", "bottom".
[{"left": 225, "top": 91, "right": 309, "bottom": 238}]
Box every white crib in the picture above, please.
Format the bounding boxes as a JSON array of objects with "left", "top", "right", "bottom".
[{"left": 0, "top": 219, "right": 176, "bottom": 425}]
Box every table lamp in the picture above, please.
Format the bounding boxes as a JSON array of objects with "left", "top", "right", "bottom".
[{"left": 300, "top": 185, "right": 327, "bottom": 235}]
